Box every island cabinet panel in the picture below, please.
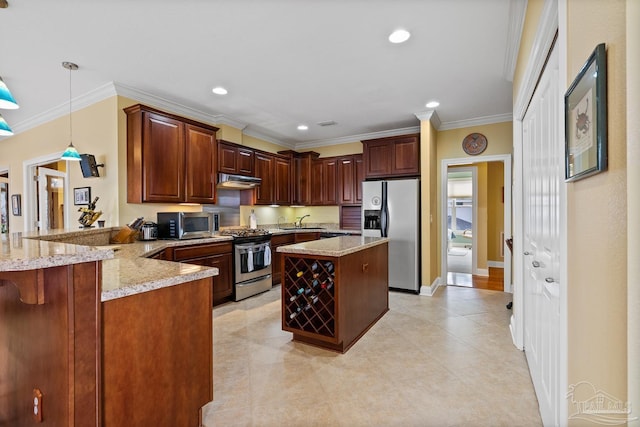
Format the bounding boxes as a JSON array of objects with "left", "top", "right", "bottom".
[
  {"left": 271, "top": 233, "right": 296, "bottom": 285},
  {"left": 281, "top": 242, "right": 388, "bottom": 353},
  {"left": 0, "top": 262, "right": 101, "bottom": 426},
  {"left": 362, "top": 133, "right": 420, "bottom": 178},
  {"left": 167, "top": 241, "right": 233, "bottom": 305},
  {"left": 125, "top": 103, "right": 218, "bottom": 204},
  {"left": 102, "top": 277, "right": 213, "bottom": 427}
]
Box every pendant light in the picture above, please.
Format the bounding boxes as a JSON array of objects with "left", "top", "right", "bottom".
[
  {"left": 0, "top": 113, "right": 13, "bottom": 136},
  {"left": 0, "top": 76, "right": 19, "bottom": 110},
  {"left": 60, "top": 61, "right": 81, "bottom": 161}
]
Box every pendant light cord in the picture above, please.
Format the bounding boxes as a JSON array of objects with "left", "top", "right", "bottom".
[{"left": 68, "top": 64, "right": 72, "bottom": 143}]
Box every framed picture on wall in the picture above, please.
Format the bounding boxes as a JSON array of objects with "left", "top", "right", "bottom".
[
  {"left": 74, "top": 187, "right": 91, "bottom": 206},
  {"left": 565, "top": 43, "right": 608, "bottom": 182}
]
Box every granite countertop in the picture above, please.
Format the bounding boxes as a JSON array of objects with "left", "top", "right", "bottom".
[
  {"left": 0, "top": 229, "right": 232, "bottom": 302},
  {"left": 276, "top": 235, "right": 388, "bottom": 257},
  {"left": 0, "top": 232, "right": 114, "bottom": 272}
]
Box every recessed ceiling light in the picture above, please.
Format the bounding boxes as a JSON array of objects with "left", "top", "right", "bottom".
[
  {"left": 388, "top": 29, "right": 411, "bottom": 44},
  {"left": 297, "top": 124, "right": 309, "bottom": 131},
  {"left": 426, "top": 101, "right": 440, "bottom": 108},
  {"left": 212, "top": 86, "right": 228, "bottom": 95}
]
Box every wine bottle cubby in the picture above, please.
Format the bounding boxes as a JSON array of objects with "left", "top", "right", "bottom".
[{"left": 283, "top": 257, "right": 336, "bottom": 338}]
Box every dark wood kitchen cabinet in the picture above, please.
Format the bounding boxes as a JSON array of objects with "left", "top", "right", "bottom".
[
  {"left": 218, "top": 140, "right": 254, "bottom": 176},
  {"left": 166, "top": 241, "right": 233, "bottom": 305},
  {"left": 279, "top": 150, "right": 319, "bottom": 206},
  {"left": 311, "top": 158, "right": 338, "bottom": 205},
  {"left": 125, "top": 104, "right": 218, "bottom": 204},
  {"left": 362, "top": 133, "right": 420, "bottom": 178},
  {"left": 337, "top": 154, "right": 364, "bottom": 205},
  {"left": 274, "top": 156, "right": 292, "bottom": 205},
  {"left": 254, "top": 152, "right": 275, "bottom": 204}
]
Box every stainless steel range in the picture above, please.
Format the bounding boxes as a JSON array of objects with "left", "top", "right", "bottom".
[{"left": 220, "top": 228, "right": 272, "bottom": 301}]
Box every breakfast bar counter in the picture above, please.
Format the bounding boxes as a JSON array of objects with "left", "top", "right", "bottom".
[
  {"left": 0, "top": 230, "right": 218, "bottom": 426},
  {"left": 277, "top": 236, "right": 389, "bottom": 353}
]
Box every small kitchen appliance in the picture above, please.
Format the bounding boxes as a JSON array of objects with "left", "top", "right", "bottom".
[
  {"left": 140, "top": 221, "right": 158, "bottom": 241},
  {"left": 157, "top": 211, "right": 218, "bottom": 240}
]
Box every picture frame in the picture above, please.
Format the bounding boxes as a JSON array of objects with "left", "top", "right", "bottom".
[
  {"left": 565, "top": 43, "right": 607, "bottom": 182},
  {"left": 74, "top": 187, "right": 91, "bottom": 206},
  {"left": 11, "top": 194, "right": 21, "bottom": 216}
]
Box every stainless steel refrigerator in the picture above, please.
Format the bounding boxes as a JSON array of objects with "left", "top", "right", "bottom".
[{"left": 362, "top": 178, "right": 421, "bottom": 293}]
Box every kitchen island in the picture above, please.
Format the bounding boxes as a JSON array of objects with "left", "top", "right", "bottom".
[
  {"left": 277, "top": 236, "right": 389, "bottom": 353},
  {"left": 0, "top": 229, "right": 218, "bottom": 426}
]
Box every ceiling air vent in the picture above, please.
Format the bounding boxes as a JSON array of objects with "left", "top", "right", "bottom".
[{"left": 316, "top": 120, "right": 337, "bottom": 127}]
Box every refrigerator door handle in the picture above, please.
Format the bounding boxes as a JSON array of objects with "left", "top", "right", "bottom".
[{"left": 380, "top": 181, "right": 389, "bottom": 237}]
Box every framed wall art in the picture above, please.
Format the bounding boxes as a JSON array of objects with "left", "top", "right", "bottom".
[
  {"left": 565, "top": 43, "right": 607, "bottom": 182},
  {"left": 74, "top": 187, "right": 91, "bottom": 206}
]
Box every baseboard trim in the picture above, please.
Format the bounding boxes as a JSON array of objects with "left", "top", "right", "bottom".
[
  {"left": 487, "top": 261, "right": 505, "bottom": 268},
  {"left": 475, "top": 268, "right": 489, "bottom": 277},
  {"left": 420, "top": 277, "right": 442, "bottom": 296}
]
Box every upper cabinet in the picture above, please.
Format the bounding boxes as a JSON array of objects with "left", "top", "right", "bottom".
[
  {"left": 337, "top": 154, "right": 364, "bottom": 205},
  {"left": 218, "top": 140, "right": 254, "bottom": 176},
  {"left": 311, "top": 158, "right": 338, "bottom": 206},
  {"left": 362, "top": 133, "right": 420, "bottom": 179},
  {"left": 250, "top": 151, "right": 291, "bottom": 206},
  {"left": 125, "top": 104, "right": 218, "bottom": 204}
]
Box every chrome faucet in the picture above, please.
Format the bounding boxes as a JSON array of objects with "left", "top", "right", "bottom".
[{"left": 297, "top": 214, "right": 311, "bottom": 228}]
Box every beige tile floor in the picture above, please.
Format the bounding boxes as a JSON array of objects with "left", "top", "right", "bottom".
[{"left": 202, "top": 286, "right": 542, "bottom": 427}]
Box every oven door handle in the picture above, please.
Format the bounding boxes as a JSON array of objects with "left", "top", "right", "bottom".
[
  {"left": 235, "top": 243, "right": 270, "bottom": 251},
  {"left": 237, "top": 275, "right": 272, "bottom": 287}
]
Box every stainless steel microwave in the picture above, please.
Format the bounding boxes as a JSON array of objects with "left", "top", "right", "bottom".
[{"left": 156, "top": 212, "right": 218, "bottom": 240}]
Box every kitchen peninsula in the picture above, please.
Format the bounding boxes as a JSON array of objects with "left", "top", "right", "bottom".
[
  {"left": 278, "top": 236, "right": 389, "bottom": 353},
  {"left": 0, "top": 228, "right": 219, "bottom": 426}
]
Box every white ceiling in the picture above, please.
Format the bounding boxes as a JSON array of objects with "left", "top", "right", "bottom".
[{"left": 0, "top": 0, "right": 524, "bottom": 149}]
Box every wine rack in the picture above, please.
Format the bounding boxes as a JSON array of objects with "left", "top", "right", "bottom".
[{"left": 283, "top": 257, "right": 336, "bottom": 339}]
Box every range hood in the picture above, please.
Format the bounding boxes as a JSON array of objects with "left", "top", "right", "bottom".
[{"left": 217, "top": 173, "right": 261, "bottom": 189}]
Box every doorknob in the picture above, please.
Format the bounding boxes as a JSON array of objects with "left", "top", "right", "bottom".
[
  {"left": 545, "top": 277, "right": 554, "bottom": 283},
  {"left": 532, "top": 260, "right": 541, "bottom": 268}
]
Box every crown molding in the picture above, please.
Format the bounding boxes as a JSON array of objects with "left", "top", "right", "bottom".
[
  {"left": 242, "top": 127, "right": 296, "bottom": 149},
  {"left": 293, "top": 125, "right": 421, "bottom": 150},
  {"left": 438, "top": 113, "right": 513, "bottom": 131},
  {"left": 414, "top": 110, "right": 441, "bottom": 129},
  {"left": 11, "top": 82, "right": 117, "bottom": 134},
  {"left": 113, "top": 82, "right": 250, "bottom": 130},
  {"left": 503, "top": 0, "right": 528, "bottom": 82}
]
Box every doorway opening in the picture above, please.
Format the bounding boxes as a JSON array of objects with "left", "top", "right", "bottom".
[
  {"left": 23, "top": 154, "right": 71, "bottom": 232},
  {"left": 1, "top": 171, "right": 9, "bottom": 233},
  {"left": 446, "top": 166, "right": 476, "bottom": 287},
  {"left": 441, "top": 154, "right": 512, "bottom": 293}
]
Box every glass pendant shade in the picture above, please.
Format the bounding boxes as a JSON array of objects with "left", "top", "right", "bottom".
[
  {"left": 0, "top": 113, "right": 14, "bottom": 136},
  {"left": 0, "top": 77, "right": 19, "bottom": 109},
  {"left": 61, "top": 142, "right": 81, "bottom": 161}
]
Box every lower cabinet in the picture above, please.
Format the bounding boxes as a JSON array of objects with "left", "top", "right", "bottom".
[
  {"left": 167, "top": 242, "right": 234, "bottom": 305},
  {"left": 294, "top": 232, "right": 320, "bottom": 243}
]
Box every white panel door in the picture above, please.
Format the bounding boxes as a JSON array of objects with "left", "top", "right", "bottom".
[{"left": 522, "top": 45, "right": 561, "bottom": 427}]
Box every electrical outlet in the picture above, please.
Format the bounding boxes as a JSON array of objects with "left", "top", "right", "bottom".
[{"left": 33, "top": 388, "right": 42, "bottom": 422}]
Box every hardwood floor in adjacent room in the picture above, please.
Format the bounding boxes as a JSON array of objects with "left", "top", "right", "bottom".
[{"left": 447, "top": 267, "right": 504, "bottom": 291}]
